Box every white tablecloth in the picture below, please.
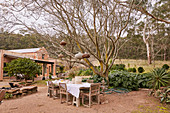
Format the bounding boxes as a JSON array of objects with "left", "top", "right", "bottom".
[
  {"left": 67, "top": 83, "right": 91, "bottom": 98},
  {"left": 46, "top": 80, "right": 69, "bottom": 86},
  {"left": 47, "top": 80, "right": 91, "bottom": 98}
]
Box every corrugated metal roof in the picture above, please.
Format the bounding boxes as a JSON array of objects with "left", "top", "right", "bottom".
[
  {"left": 8, "top": 48, "right": 41, "bottom": 53},
  {"left": 4, "top": 54, "right": 54, "bottom": 64}
]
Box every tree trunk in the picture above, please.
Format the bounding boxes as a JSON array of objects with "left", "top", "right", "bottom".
[
  {"left": 103, "top": 71, "right": 109, "bottom": 86},
  {"left": 164, "top": 47, "right": 166, "bottom": 61},
  {"left": 143, "top": 23, "right": 152, "bottom": 64},
  {"left": 146, "top": 43, "right": 152, "bottom": 64}
]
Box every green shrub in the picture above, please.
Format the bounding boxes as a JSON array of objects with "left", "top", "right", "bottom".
[
  {"left": 132, "top": 68, "right": 136, "bottom": 72},
  {"left": 109, "top": 70, "right": 138, "bottom": 91},
  {"left": 59, "top": 66, "right": 65, "bottom": 73},
  {"left": 77, "top": 68, "right": 93, "bottom": 76},
  {"left": 4, "top": 93, "right": 13, "bottom": 99},
  {"left": 90, "top": 74, "right": 105, "bottom": 83},
  {"left": 49, "top": 75, "right": 52, "bottom": 79},
  {"left": 111, "top": 64, "right": 125, "bottom": 71},
  {"left": 148, "top": 68, "right": 170, "bottom": 90},
  {"left": 68, "top": 71, "right": 76, "bottom": 78},
  {"left": 138, "top": 67, "right": 145, "bottom": 73},
  {"left": 128, "top": 68, "right": 133, "bottom": 72},
  {"left": 137, "top": 73, "right": 152, "bottom": 88},
  {"left": 4, "top": 58, "right": 41, "bottom": 82},
  {"left": 82, "top": 78, "right": 88, "bottom": 82},
  {"left": 77, "top": 69, "right": 85, "bottom": 76},
  {"left": 81, "top": 69, "right": 93, "bottom": 76},
  {"left": 128, "top": 68, "right": 136, "bottom": 72},
  {"left": 162, "top": 64, "right": 169, "bottom": 70},
  {"left": 128, "top": 63, "right": 130, "bottom": 68}
]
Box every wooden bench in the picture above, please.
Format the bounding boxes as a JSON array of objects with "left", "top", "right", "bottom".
[{"left": 5, "top": 86, "right": 38, "bottom": 99}]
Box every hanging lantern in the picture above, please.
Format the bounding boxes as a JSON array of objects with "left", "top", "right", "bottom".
[
  {"left": 82, "top": 52, "right": 90, "bottom": 58},
  {"left": 58, "top": 53, "right": 64, "bottom": 58},
  {"left": 75, "top": 52, "right": 83, "bottom": 59},
  {"left": 60, "top": 40, "right": 67, "bottom": 46}
]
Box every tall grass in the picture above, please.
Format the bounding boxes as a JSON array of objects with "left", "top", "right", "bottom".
[
  {"left": 114, "top": 59, "right": 170, "bottom": 73},
  {"left": 91, "top": 59, "right": 170, "bottom": 73}
]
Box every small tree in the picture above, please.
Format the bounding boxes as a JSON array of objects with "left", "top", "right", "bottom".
[{"left": 4, "top": 58, "right": 41, "bottom": 82}]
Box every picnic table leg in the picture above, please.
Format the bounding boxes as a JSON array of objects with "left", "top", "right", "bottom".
[
  {"left": 76, "top": 97, "right": 80, "bottom": 107},
  {"left": 60, "top": 93, "right": 62, "bottom": 103},
  {"left": 72, "top": 97, "right": 80, "bottom": 107},
  {"left": 66, "top": 92, "right": 68, "bottom": 105},
  {"left": 89, "top": 95, "right": 91, "bottom": 108}
]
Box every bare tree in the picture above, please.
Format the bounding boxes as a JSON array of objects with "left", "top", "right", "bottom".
[
  {"left": 114, "top": 0, "right": 170, "bottom": 24},
  {"left": 1, "top": 0, "right": 134, "bottom": 81}
]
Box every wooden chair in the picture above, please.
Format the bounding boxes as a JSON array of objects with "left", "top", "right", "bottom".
[
  {"left": 87, "top": 80, "right": 94, "bottom": 83},
  {"left": 0, "top": 89, "right": 6, "bottom": 105},
  {"left": 47, "top": 81, "right": 59, "bottom": 99},
  {"left": 59, "top": 83, "right": 70, "bottom": 105},
  {"left": 81, "top": 83, "right": 101, "bottom": 108}
]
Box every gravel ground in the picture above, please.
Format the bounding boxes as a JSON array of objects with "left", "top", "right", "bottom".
[{"left": 0, "top": 87, "right": 167, "bottom": 113}]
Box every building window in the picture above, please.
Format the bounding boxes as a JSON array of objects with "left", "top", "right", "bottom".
[{"left": 42, "top": 54, "right": 45, "bottom": 59}]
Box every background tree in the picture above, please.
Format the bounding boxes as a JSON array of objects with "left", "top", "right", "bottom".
[
  {"left": 118, "top": 0, "right": 170, "bottom": 64},
  {"left": 4, "top": 58, "right": 41, "bottom": 82},
  {"left": 0, "top": 31, "right": 46, "bottom": 50},
  {"left": 0, "top": 0, "right": 135, "bottom": 82}
]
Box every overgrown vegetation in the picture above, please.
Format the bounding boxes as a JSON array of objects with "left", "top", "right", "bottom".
[
  {"left": 109, "top": 70, "right": 138, "bottom": 91},
  {"left": 137, "top": 73, "right": 151, "bottom": 88}
]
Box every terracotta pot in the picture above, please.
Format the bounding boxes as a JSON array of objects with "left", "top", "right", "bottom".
[
  {"left": 75, "top": 52, "right": 83, "bottom": 59},
  {"left": 60, "top": 40, "right": 67, "bottom": 46},
  {"left": 82, "top": 53, "right": 90, "bottom": 58}
]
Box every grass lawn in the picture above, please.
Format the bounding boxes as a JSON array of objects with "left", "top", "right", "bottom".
[
  {"left": 113, "top": 59, "right": 170, "bottom": 73},
  {"left": 91, "top": 58, "right": 170, "bottom": 72}
]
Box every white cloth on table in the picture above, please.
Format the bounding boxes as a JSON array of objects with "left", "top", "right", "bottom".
[
  {"left": 47, "top": 80, "right": 91, "bottom": 98},
  {"left": 46, "top": 80, "right": 68, "bottom": 86},
  {"left": 52, "top": 80, "right": 68, "bottom": 85},
  {"left": 67, "top": 83, "right": 91, "bottom": 98}
]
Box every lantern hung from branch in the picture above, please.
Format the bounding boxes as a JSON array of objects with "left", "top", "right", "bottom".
[
  {"left": 60, "top": 40, "right": 67, "bottom": 46},
  {"left": 75, "top": 52, "right": 83, "bottom": 59},
  {"left": 82, "top": 52, "right": 90, "bottom": 58},
  {"left": 58, "top": 53, "right": 64, "bottom": 58}
]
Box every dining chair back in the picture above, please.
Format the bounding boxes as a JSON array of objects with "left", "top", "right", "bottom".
[
  {"left": 0, "top": 89, "right": 6, "bottom": 104},
  {"left": 90, "top": 83, "right": 101, "bottom": 96},
  {"left": 82, "top": 83, "right": 101, "bottom": 107},
  {"left": 59, "top": 83, "right": 70, "bottom": 105},
  {"left": 47, "top": 81, "right": 59, "bottom": 99}
]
